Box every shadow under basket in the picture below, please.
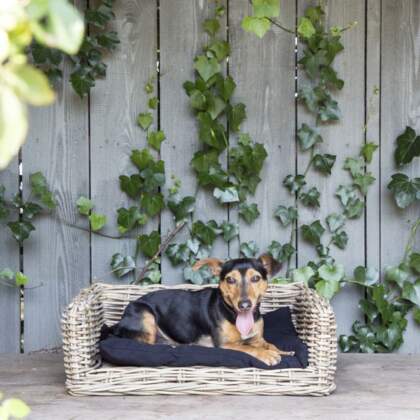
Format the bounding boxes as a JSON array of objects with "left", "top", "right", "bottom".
[{"left": 62, "top": 282, "right": 337, "bottom": 396}]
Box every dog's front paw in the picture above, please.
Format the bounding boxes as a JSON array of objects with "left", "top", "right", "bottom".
[{"left": 256, "top": 348, "right": 282, "bottom": 366}]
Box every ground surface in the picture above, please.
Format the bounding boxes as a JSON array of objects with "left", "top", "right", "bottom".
[{"left": 0, "top": 353, "right": 419, "bottom": 420}]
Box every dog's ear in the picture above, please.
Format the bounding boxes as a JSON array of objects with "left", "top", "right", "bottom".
[
  {"left": 258, "top": 254, "right": 281, "bottom": 277},
  {"left": 192, "top": 258, "right": 224, "bottom": 276}
]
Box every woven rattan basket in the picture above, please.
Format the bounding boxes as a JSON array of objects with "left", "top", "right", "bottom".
[{"left": 62, "top": 282, "right": 337, "bottom": 396}]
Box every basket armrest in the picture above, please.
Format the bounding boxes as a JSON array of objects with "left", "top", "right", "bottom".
[
  {"left": 294, "top": 286, "right": 337, "bottom": 374},
  {"left": 62, "top": 284, "right": 103, "bottom": 381}
]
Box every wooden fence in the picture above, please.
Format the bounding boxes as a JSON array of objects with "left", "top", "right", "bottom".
[{"left": 0, "top": 0, "right": 419, "bottom": 353}]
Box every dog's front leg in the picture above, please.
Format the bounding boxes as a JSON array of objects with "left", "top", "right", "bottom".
[
  {"left": 221, "top": 342, "right": 282, "bottom": 366},
  {"left": 255, "top": 339, "right": 295, "bottom": 357}
]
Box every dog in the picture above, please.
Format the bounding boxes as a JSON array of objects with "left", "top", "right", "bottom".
[{"left": 110, "top": 254, "right": 294, "bottom": 365}]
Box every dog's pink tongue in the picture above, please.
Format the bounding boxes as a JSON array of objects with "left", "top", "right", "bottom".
[{"left": 236, "top": 311, "right": 254, "bottom": 337}]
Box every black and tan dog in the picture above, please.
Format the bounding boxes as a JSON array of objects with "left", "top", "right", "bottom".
[{"left": 111, "top": 255, "right": 293, "bottom": 365}]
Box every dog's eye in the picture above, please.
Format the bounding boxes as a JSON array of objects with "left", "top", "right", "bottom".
[
  {"left": 225, "top": 276, "right": 236, "bottom": 284},
  {"left": 251, "top": 275, "right": 261, "bottom": 283}
]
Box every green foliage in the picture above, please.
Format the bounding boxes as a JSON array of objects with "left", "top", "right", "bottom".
[
  {"left": 241, "top": 0, "right": 280, "bottom": 38},
  {"left": 238, "top": 202, "right": 260, "bottom": 224},
  {"left": 274, "top": 206, "right": 297, "bottom": 227},
  {"left": 387, "top": 173, "right": 420, "bottom": 209},
  {"left": 89, "top": 212, "right": 107, "bottom": 231},
  {"left": 137, "top": 231, "right": 160, "bottom": 258},
  {"left": 394, "top": 126, "right": 420, "bottom": 166},
  {"left": 301, "top": 221, "right": 325, "bottom": 246},
  {"left": 76, "top": 196, "right": 94, "bottom": 216},
  {"left": 110, "top": 253, "right": 136, "bottom": 278},
  {"left": 0, "top": 269, "right": 28, "bottom": 288},
  {"left": 31, "top": 0, "right": 119, "bottom": 98},
  {"left": 240, "top": 241, "right": 259, "bottom": 258},
  {"left": 0, "top": 394, "right": 31, "bottom": 420},
  {"left": 361, "top": 142, "right": 378, "bottom": 163}
]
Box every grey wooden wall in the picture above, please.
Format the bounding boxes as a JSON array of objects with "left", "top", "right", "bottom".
[{"left": 0, "top": 0, "right": 419, "bottom": 353}]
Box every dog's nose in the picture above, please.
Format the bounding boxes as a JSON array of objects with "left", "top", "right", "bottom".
[{"left": 238, "top": 299, "right": 252, "bottom": 310}]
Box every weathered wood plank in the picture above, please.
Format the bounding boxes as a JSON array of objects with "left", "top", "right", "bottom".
[
  {"left": 160, "top": 0, "right": 229, "bottom": 284},
  {"left": 365, "top": 0, "right": 381, "bottom": 271},
  {"left": 0, "top": 162, "right": 20, "bottom": 353},
  {"left": 297, "top": 0, "right": 366, "bottom": 336},
  {"left": 90, "top": 0, "right": 158, "bottom": 284},
  {"left": 381, "top": 0, "right": 420, "bottom": 354},
  {"left": 228, "top": 0, "right": 296, "bottom": 270},
  {"left": 23, "top": 29, "right": 90, "bottom": 350}
]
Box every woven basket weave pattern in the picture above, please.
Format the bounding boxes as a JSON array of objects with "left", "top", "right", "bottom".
[{"left": 62, "top": 282, "right": 337, "bottom": 396}]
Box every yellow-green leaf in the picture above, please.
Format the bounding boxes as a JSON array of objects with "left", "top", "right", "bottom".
[{"left": 3, "top": 398, "right": 31, "bottom": 418}]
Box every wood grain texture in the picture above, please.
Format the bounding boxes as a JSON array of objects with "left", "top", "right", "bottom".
[
  {"left": 297, "top": 0, "right": 366, "bottom": 336},
  {"left": 365, "top": 0, "right": 381, "bottom": 271},
  {"left": 228, "top": 0, "right": 296, "bottom": 271},
  {"left": 0, "top": 162, "right": 20, "bottom": 353},
  {"left": 90, "top": 0, "right": 157, "bottom": 284},
  {"left": 23, "top": 31, "right": 90, "bottom": 350},
  {"left": 160, "top": 0, "right": 229, "bottom": 284},
  {"left": 381, "top": 0, "right": 420, "bottom": 354}
]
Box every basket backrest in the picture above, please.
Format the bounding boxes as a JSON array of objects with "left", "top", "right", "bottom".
[{"left": 96, "top": 282, "right": 305, "bottom": 326}]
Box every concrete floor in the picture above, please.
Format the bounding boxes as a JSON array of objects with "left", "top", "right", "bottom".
[{"left": 0, "top": 352, "right": 420, "bottom": 420}]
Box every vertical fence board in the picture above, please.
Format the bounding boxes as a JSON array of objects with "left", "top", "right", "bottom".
[
  {"left": 229, "top": 0, "right": 296, "bottom": 268},
  {"left": 365, "top": 0, "right": 381, "bottom": 271},
  {"left": 297, "top": 0, "right": 366, "bottom": 336},
  {"left": 23, "top": 53, "right": 90, "bottom": 350},
  {"left": 381, "top": 0, "right": 420, "bottom": 354},
  {"left": 0, "top": 164, "right": 20, "bottom": 353},
  {"left": 160, "top": 0, "right": 229, "bottom": 284},
  {"left": 90, "top": 0, "right": 157, "bottom": 284}
]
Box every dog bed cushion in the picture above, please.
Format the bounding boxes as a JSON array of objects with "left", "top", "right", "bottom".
[{"left": 100, "top": 307, "right": 308, "bottom": 370}]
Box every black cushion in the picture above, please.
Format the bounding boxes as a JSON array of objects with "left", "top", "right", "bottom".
[{"left": 100, "top": 307, "right": 308, "bottom": 370}]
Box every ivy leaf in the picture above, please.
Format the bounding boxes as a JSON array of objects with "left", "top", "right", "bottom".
[
  {"left": 216, "top": 76, "right": 236, "bottom": 101},
  {"left": 197, "top": 112, "right": 227, "bottom": 151},
  {"left": 119, "top": 174, "right": 142, "bottom": 199},
  {"left": 140, "top": 160, "right": 165, "bottom": 191},
  {"left": 409, "top": 253, "right": 420, "bottom": 274},
  {"left": 148, "top": 97, "right": 159, "bottom": 110},
  {"left": 292, "top": 266, "right": 315, "bottom": 284},
  {"left": 297, "top": 124, "right": 322, "bottom": 151},
  {"left": 166, "top": 243, "right": 191, "bottom": 265},
  {"left": 252, "top": 0, "right": 280, "bottom": 18},
  {"left": 313, "top": 153, "right": 336, "bottom": 175},
  {"left": 240, "top": 241, "right": 259, "bottom": 258},
  {"left": 361, "top": 142, "right": 378, "bottom": 163},
  {"left": 192, "top": 220, "right": 220, "bottom": 246},
  {"left": 317, "top": 96, "right": 341, "bottom": 123},
  {"left": 76, "top": 196, "right": 94, "bottom": 215},
  {"left": 194, "top": 55, "right": 220, "bottom": 82},
  {"left": 353, "top": 172, "right": 375, "bottom": 195},
  {"left": 344, "top": 157, "right": 365, "bottom": 178},
  {"left": 208, "top": 40, "right": 230, "bottom": 61},
  {"left": 29, "top": 172, "right": 56, "bottom": 209},
  {"left": 268, "top": 241, "right": 295, "bottom": 263},
  {"left": 394, "top": 126, "right": 420, "bottom": 166},
  {"left": 298, "top": 85, "right": 319, "bottom": 113},
  {"left": 207, "top": 96, "right": 226, "bottom": 120},
  {"left": 2, "top": 398, "right": 31, "bottom": 419},
  {"left": 300, "top": 187, "right": 320, "bottom": 207},
  {"left": 227, "top": 103, "right": 246, "bottom": 133},
  {"left": 339, "top": 334, "right": 360, "bottom": 353},
  {"left": 110, "top": 253, "right": 136, "bottom": 278},
  {"left": 141, "top": 192, "right": 165, "bottom": 217},
  {"left": 344, "top": 198, "right": 364, "bottom": 219},
  {"left": 22, "top": 202, "right": 42, "bottom": 220},
  {"left": 117, "top": 207, "right": 146, "bottom": 234},
  {"left": 191, "top": 151, "right": 229, "bottom": 188},
  {"left": 15, "top": 272, "right": 28, "bottom": 287},
  {"left": 137, "top": 231, "right": 160, "bottom": 258},
  {"left": 319, "top": 263, "right": 345, "bottom": 283},
  {"left": 213, "top": 187, "right": 240, "bottom": 204},
  {"left": 336, "top": 185, "right": 357, "bottom": 207},
  {"left": 326, "top": 213, "right": 345, "bottom": 232},
  {"left": 332, "top": 230, "right": 348, "bottom": 249},
  {"left": 203, "top": 18, "right": 220, "bottom": 36},
  {"left": 130, "top": 148, "right": 154, "bottom": 171},
  {"left": 0, "top": 268, "right": 14, "bottom": 281},
  {"left": 359, "top": 299, "right": 379, "bottom": 323},
  {"left": 387, "top": 173, "right": 420, "bottom": 209},
  {"left": 239, "top": 202, "right": 260, "bottom": 224},
  {"left": 274, "top": 205, "right": 297, "bottom": 227},
  {"left": 184, "top": 265, "right": 214, "bottom": 285},
  {"left": 167, "top": 195, "right": 195, "bottom": 223},
  {"left": 402, "top": 280, "right": 420, "bottom": 306},
  {"left": 301, "top": 220, "right": 325, "bottom": 245},
  {"left": 283, "top": 174, "right": 306, "bottom": 194},
  {"left": 7, "top": 221, "right": 35, "bottom": 242},
  {"left": 137, "top": 112, "right": 153, "bottom": 130},
  {"left": 316, "top": 244, "right": 330, "bottom": 258},
  {"left": 315, "top": 278, "right": 340, "bottom": 300},
  {"left": 385, "top": 265, "right": 410, "bottom": 288},
  {"left": 241, "top": 16, "right": 271, "bottom": 39},
  {"left": 352, "top": 266, "right": 379, "bottom": 287},
  {"left": 147, "top": 130, "right": 166, "bottom": 151},
  {"left": 413, "top": 307, "right": 420, "bottom": 325},
  {"left": 298, "top": 17, "right": 316, "bottom": 39},
  {"left": 220, "top": 221, "right": 239, "bottom": 242},
  {"left": 89, "top": 213, "right": 107, "bottom": 231}
]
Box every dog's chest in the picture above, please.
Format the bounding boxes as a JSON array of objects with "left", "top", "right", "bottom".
[{"left": 219, "top": 318, "right": 262, "bottom": 344}]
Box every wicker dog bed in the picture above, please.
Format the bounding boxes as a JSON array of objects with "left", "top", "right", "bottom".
[{"left": 62, "top": 282, "right": 337, "bottom": 396}]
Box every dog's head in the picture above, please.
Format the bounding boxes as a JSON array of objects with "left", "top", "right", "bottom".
[{"left": 192, "top": 255, "right": 281, "bottom": 314}]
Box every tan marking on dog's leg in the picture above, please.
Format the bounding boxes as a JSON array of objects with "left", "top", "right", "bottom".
[
  {"left": 221, "top": 343, "right": 282, "bottom": 366},
  {"left": 136, "top": 311, "right": 157, "bottom": 344}
]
